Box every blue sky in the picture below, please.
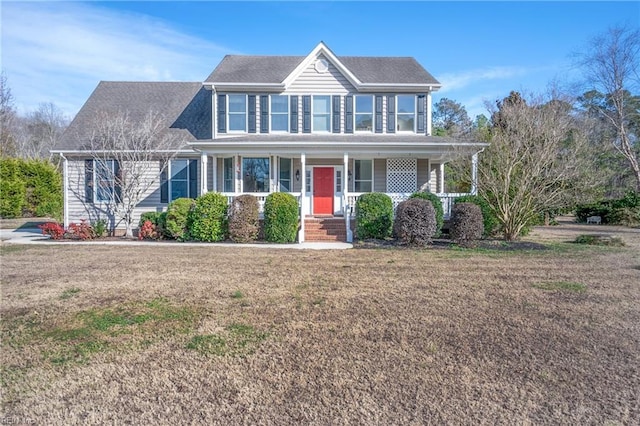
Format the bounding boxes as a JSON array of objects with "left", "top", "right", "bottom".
[{"left": 2, "top": 1, "right": 638, "bottom": 120}]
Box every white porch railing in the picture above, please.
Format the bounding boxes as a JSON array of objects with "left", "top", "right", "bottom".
[{"left": 344, "top": 192, "right": 471, "bottom": 220}]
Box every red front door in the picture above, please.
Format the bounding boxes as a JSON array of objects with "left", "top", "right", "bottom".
[{"left": 313, "top": 167, "right": 334, "bottom": 215}]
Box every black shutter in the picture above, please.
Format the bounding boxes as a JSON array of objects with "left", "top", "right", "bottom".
[
  {"left": 160, "top": 161, "right": 168, "bottom": 203},
  {"left": 332, "top": 95, "right": 341, "bottom": 133},
  {"left": 189, "top": 159, "right": 198, "bottom": 199},
  {"left": 290, "top": 96, "right": 298, "bottom": 133},
  {"left": 345, "top": 95, "right": 353, "bottom": 134},
  {"left": 260, "top": 95, "right": 269, "bottom": 133},
  {"left": 417, "top": 94, "right": 426, "bottom": 133},
  {"left": 217, "top": 94, "right": 227, "bottom": 133},
  {"left": 113, "top": 160, "right": 122, "bottom": 203},
  {"left": 84, "top": 159, "right": 94, "bottom": 202},
  {"left": 387, "top": 95, "right": 396, "bottom": 133},
  {"left": 248, "top": 95, "right": 256, "bottom": 133},
  {"left": 375, "top": 96, "right": 383, "bottom": 133},
  {"left": 302, "top": 95, "right": 311, "bottom": 133}
]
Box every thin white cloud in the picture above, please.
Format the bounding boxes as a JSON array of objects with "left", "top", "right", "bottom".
[
  {"left": 438, "top": 66, "right": 532, "bottom": 93},
  {"left": 1, "top": 2, "right": 234, "bottom": 116}
]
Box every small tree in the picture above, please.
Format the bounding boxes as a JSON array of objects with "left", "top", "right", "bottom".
[
  {"left": 478, "top": 91, "right": 595, "bottom": 240},
  {"left": 87, "top": 111, "right": 181, "bottom": 237}
]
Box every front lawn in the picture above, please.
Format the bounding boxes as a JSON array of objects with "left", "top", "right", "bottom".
[{"left": 1, "top": 224, "right": 638, "bottom": 424}]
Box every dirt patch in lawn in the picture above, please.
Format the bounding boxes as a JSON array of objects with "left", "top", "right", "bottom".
[{"left": 1, "top": 222, "right": 639, "bottom": 424}]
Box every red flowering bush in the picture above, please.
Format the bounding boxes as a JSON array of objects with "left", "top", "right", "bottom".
[
  {"left": 138, "top": 220, "right": 159, "bottom": 240},
  {"left": 38, "top": 222, "right": 65, "bottom": 240},
  {"left": 66, "top": 220, "right": 95, "bottom": 240}
]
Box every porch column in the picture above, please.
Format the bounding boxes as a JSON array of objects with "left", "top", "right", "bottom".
[
  {"left": 62, "top": 154, "right": 69, "bottom": 229},
  {"left": 439, "top": 163, "right": 445, "bottom": 193},
  {"left": 344, "top": 152, "right": 353, "bottom": 243},
  {"left": 212, "top": 156, "right": 218, "bottom": 192},
  {"left": 200, "top": 153, "right": 208, "bottom": 194},
  {"left": 426, "top": 92, "right": 433, "bottom": 136},
  {"left": 471, "top": 153, "right": 479, "bottom": 195},
  {"left": 299, "top": 153, "right": 306, "bottom": 243}
]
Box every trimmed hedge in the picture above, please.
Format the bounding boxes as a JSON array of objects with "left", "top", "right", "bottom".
[
  {"left": 264, "top": 192, "right": 299, "bottom": 243},
  {"left": 188, "top": 192, "right": 228, "bottom": 242},
  {"left": 409, "top": 191, "right": 444, "bottom": 237},
  {"left": 575, "top": 192, "right": 640, "bottom": 226},
  {"left": 393, "top": 198, "right": 436, "bottom": 246},
  {"left": 228, "top": 194, "right": 260, "bottom": 243},
  {"left": 0, "top": 158, "right": 61, "bottom": 219},
  {"left": 454, "top": 194, "right": 498, "bottom": 237},
  {"left": 165, "top": 198, "right": 195, "bottom": 240},
  {"left": 450, "top": 202, "right": 484, "bottom": 246},
  {"left": 355, "top": 192, "right": 393, "bottom": 239}
]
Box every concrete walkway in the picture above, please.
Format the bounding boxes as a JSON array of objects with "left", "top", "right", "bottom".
[{"left": 0, "top": 228, "right": 353, "bottom": 250}]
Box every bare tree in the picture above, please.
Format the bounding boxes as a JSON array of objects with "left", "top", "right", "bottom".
[
  {"left": 575, "top": 25, "right": 640, "bottom": 191},
  {"left": 88, "top": 111, "right": 182, "bottom": 237},
  {"left": 478, "top": 91, "right": 596, "bottom": 240},
  {"left": 13, "top": 102, "right": 68, "bottom": 160},
  {"left": 0, "top": 72, "right": 17, "bottom": 157}
]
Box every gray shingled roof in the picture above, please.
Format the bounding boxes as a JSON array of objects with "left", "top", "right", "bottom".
[
  {"left": 206, "top": 55, "right": 440, "bottom": 86},
  {"left": 57, "top": 81, "right": 211, "bottom": 151}
]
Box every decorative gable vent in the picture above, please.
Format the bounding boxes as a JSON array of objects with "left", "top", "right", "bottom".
[
  {"left": 314, "top": 58, "right": 329, "bottom": 73},
  {"left": 387, "top": 158, "right": 417, "bottom": 193}
]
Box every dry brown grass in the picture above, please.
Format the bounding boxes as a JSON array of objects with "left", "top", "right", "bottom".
[{"left": 1, "top": 222, "right": 639, "bottom": 424}]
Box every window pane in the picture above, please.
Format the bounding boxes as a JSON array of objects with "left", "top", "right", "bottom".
[
  {"left": 243, "top": 158, "right": 270, "bottom": 193},
  {"left": 171, "top": 160, "right": 188, "bottom": 179},
  {"left": 397, "top": 115, "right": 414, "bottom": 132},
  {"left": 271, "top": 95, "right": 288, "bottom": 113},
  {"left": 355, "top": 181, "right": 372, "bottom": 192},
  {"left": 313, "top": 96, "right": 331, "bottom": 113},
  {"left": 171, "top": 181, "right": 188, "bottom": 200},
  {"left": 223, "top": 158, "right": 233, "bottom": 192},
  {"left": 271, "top": 115, "right": 288, "bottom": 131},
  {"left": 96, "top": 160, "right": 114, "bottom": 201},
  {"left": 228, "top": 95, "right": 246, "bottom": 112},
  {"left": 355, "top": 96, "right": 373, "bottom": 113},
  {"left": 355, "top": 160, "right": 372, "bottom": 181},
  {"left": 279, "top": 158, "right": 291, "bottom": 179},
  {"left": 313, "top": 115, "right": 330, "bottom": 132},
  {"left": 355, "top": 114, "right": 373, "bottom": 131},
  {"left": 229, "top": 114, "right": 246, "bottom": 131},
  {"left": 397, "top": 95, "right": 415, "bottom": 113}
]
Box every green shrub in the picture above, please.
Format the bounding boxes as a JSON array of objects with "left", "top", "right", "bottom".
[
  {"left": 0, "top": 158, "right": 62, "bottom": 219},
  {"left": 409, "top": 191, "right": 444, "bottom": 237},
  {"left": 454, "top": 194, "right": 499, "bottom": 237},
  {"left": 355, "top": 192, "right": 393, "bottom": 239},
  {"left": 165, "top": 198, "right": 195, "bottom": 240},
  {"left": 574, "top": 234, "right": 624, "bottom": 247},
  {"left": 228, "top": 194, "right": 259, "bottom": 243},
  {"left": 138, "top": 211, "right": 162, "bottom": 228},
  {"left": 263, "top": 192, "right": 299, "bottom": 243},
  {"left": 0, "top": 179, "right": 26, "bottom": 218},
  {"left": 92, "top": 219, "right": 108, "bottom": 238},
  {"left": 393, "top": 198, "right": 436, "bottom": 246},
  {"left": 188, "top": 192, "right": 228, "bottom": 242},
  {"left": 450, "top": 202, "right": 484, "bottom": 246}
]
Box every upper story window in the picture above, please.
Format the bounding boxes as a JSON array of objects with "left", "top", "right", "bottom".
[
  {"left": 397, "top": 95, "right": 416, "bottom": 132},
  {"left": 228, "top": 94, "right": 247, "bottom": 132},
  {"left": 355, "top": 95, "right": 373, "bottom": 132},
  {"left": 271, "top": 95, "right": 289, "bottom": 132},
  {"left": 312, "top": 95, "right": 331, "bottom": 132}
]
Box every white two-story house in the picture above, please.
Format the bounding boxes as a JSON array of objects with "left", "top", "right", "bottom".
[{"left": 54, "top": 42, "right": 487, "bottom": 242}]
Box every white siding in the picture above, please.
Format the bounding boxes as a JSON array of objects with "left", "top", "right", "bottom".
[
  {"left": 287, "top": 55, "right": 355, "bottom": 94},
  {"left": 66, "top": 158, "right": 200, "bottom": 231}
]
